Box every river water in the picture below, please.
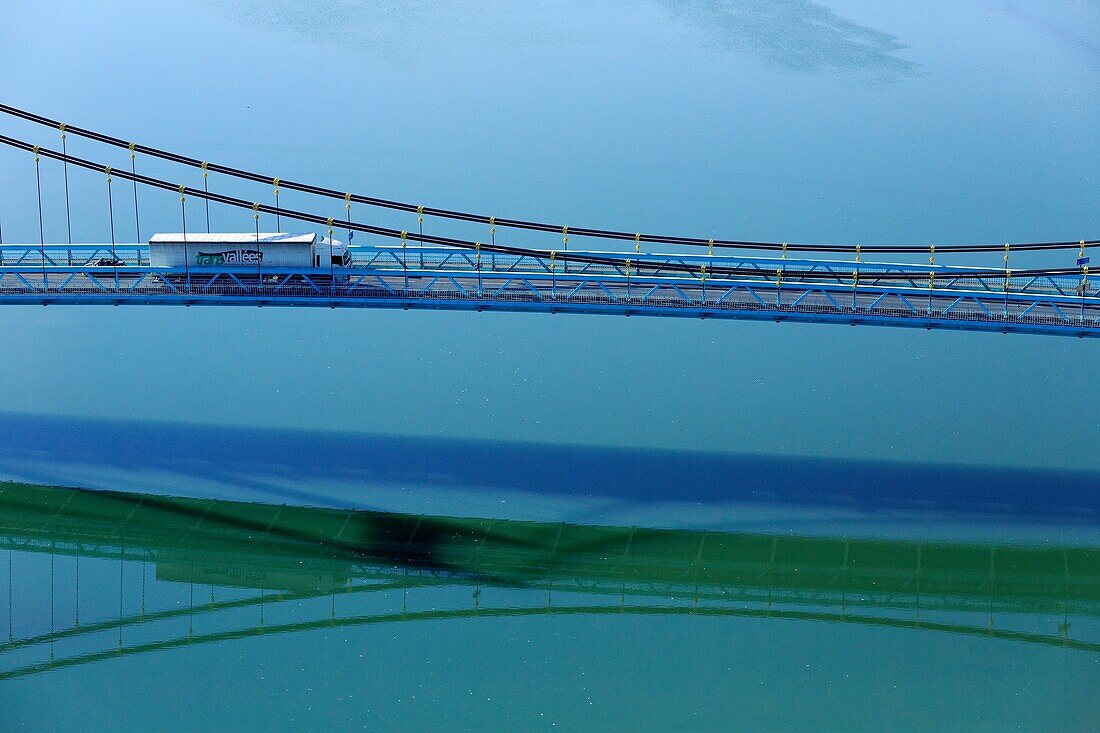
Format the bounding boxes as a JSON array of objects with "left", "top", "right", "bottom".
[
  {"left": 0, "top": 1, "right": 1097, "bottom": 730},
  {"left": 0, "top": 415, "right": 1096, "bottom": 730}
]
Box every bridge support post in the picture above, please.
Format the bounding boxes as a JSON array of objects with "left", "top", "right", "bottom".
[{"left": 550, "top": 251, "right": 557, "bottom": 301}]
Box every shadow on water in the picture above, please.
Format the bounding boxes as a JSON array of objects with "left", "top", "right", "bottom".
[
  {"left": 221, "top": 0, "right": 920, "bottom": 81},
  {"left": 0, "top": 481, "right": 1097, "bottom": 681},
  {"left": 0, "top": 413, "right": 1095, "bottom": 525},
  {"left": 658, "top": 0, "right": 920, "bottom": 80}
]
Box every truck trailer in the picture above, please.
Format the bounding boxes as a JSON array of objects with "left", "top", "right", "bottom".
[{"left": 147, "top": 233, "right": 351, "bottom": 268}]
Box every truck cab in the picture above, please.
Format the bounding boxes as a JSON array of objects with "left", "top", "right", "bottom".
[{"left": 316, "top": 237, "right": 352, "bottom": 268}]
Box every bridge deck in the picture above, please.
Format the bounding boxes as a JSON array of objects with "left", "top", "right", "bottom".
[{"left": 0, "top": 244, "right": 1096, "bottom": 337}]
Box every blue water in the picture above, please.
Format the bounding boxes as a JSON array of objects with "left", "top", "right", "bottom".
[
  {"left": 0, "top": 0, "right": 1097, "bottom": 468},
  {"left": 0, "top": 1, "right": 1098, "bottom": 730},
  {"left": 0, "top": 415, "right": 1095, "bottom": 730},
  {"left": 0, "top": 412, "right": 1096, "bottom": 535}
]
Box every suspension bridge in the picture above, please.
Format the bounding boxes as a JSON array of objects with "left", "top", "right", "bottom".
[
  {"left": 0, "top": 104, "right": 1097, "bottom": 337},
  {"left": 1, "top": 482, "right": 1097, "bottom": 681}
]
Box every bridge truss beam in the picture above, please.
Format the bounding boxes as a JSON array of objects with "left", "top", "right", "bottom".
[{"left": 0, "top": 245, "right": 1096, "bottom": 338}]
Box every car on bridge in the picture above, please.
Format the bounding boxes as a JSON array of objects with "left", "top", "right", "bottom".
[{"left": 88, "top": 256, "right": 127, "bottom": 267}]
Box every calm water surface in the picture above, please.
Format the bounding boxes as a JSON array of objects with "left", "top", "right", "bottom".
[
  {"left": 0, "top": 415, "right": 1096, "bottom": 731},
  {"left": 0, "top": 0, "right": 1098, "bottom": 730}
]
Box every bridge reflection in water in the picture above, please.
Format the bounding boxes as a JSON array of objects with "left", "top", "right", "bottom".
[{"left": 0, "top": 482, "right": 1096, "bottom": 681}]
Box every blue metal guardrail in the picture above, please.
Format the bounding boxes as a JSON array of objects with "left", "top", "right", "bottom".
[{"left": 0, "top": 244, "right": 1096, "bottom": 337}]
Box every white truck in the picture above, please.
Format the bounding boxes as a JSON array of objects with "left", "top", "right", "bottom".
[{"left": 148, "top": 233, "right": 351, "bottom": 269}]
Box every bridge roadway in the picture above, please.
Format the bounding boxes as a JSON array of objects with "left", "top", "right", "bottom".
[{"left": 0, "top": 243, "right": 1097, "bottom": 337}]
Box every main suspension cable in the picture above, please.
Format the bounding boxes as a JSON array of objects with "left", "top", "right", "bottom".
[
  {"left": 0, "top": 133, "right": 646, "bottom": 269},
  {"left": 0, "top": 102, "right": 1093, "bottom": 255},
  {"left": 0, "top": 133, "right": 1090, "bottom": 284}
]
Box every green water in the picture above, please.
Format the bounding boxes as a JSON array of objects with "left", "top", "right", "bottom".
[{"left": 0, "top": 481, "right": 1096, "bottom": 730}]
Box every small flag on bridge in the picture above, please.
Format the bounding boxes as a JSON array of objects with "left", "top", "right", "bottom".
[{"left": 1077, "top": 256, "right": 1090, "bottom": 266}]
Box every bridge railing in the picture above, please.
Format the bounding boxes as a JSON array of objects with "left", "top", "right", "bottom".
[
  {"left": 0, "top": 245, "right": 147, "bottom": 267},
  {"left": 354, "top": 247, "right": 1096, "bottom": 298},
  {"left": 0, "top": 270, "right": 1094, "bottom": 329},
  {"left": 1, "top": 266, "right": 1093, "bottom": 305},
  {"left": 0, "top": 244, "right": 1096, "bottom": 335},
  {"left": 0, "top": 243, "right": 1093, "bottom": 299}
]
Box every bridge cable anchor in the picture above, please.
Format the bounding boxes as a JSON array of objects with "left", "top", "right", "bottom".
[
  {"left": 56, "top": 125, "right": 73, "bottom": 246},
  {"left": 549, "top": 250, "right": 557, "bottom": 299},
  {"left": 625, "top": 258, "right": 632, "bottom": 299},
  {"left": 31, "top": 145, "right": 46, "bottom": 287},
  {"left": 415, "top": 204, "right": 425, "bottom": 251},
  {"left": 489, "top": 216, "right": 496, "bottom": 269},
  {"left": 928, "top": 270, "right": 936, "bottom": 316},
  {"left": 562, "top": 226, "right": 570, "bottom": 272},
  {"left": 326, "top": 218, "right": 335, "bottom": 290},
  {"left": 272, "top": 178, "right": 281, "bottom": 230},
  {"left": 401, "top": 231, "right": 409, "bottom": 289},
  {"left": 475, "top": 241, "right": 482, "bottom": 297},
  {"left": 179, "top": 185, "right": 191, "bottom": 290},
  {"left": 1080, "top": 241, "right": 1090, "bottom": 309},
  {"left": 345, "top": 193, "right": 353, "bottom": 239},
  {"left": 201, "top": 162, "right": 210, "bottom": 232},
  {"left": 128, "top": 143, "right": 142, "bottom": 242}
]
